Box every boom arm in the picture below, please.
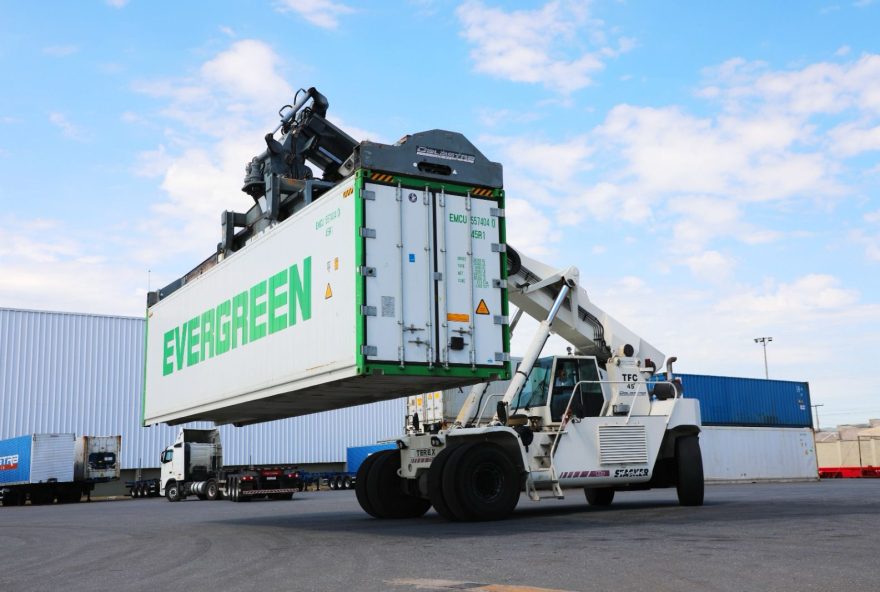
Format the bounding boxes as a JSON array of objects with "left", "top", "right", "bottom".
[{"left": 454, "top": 246, "right": 664, "bottom": 426}]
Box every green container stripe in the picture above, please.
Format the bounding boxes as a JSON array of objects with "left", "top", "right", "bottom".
[
  {"left": 354, "top": 170, "right": 367, "bottom": 375},
  {"left": 365, "top": 362, "right": 510, "bottom": 380},
  {"left": 364, "top": 170, "right": 503, "bottom": 198},
  {"left": 497, "top": 188, "right": 511, "bottom": 373}
]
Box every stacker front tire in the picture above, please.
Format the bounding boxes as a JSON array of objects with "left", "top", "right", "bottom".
[
  {"left": 446, "top": 443, "right": 520, "bottom": 521},
  {"left": 675, "top": 435, "right": 704, "bottom": 507},
  {"left": 355, "top": 453, "right": 382, "bottom": 518},
  {"left": 584, "top": 487, "right": 615, "bottom": 506},
  {"left": 367, "top": 450, "right": 431, "bottom": 519},
  {"left": 428, "top": 446, "right": 459, "bottom": 521}
]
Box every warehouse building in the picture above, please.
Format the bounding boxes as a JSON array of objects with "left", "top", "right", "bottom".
[
  {"left": 0, "top": 307, "right": 405, "bottom": 494},
  {"left": 1, "top": 307, "right": 818, "bottom": 496}
]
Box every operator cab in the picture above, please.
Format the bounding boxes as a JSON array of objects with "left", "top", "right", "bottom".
[{"left": 510, "top": 356, "right": 606, "bottom": 424}]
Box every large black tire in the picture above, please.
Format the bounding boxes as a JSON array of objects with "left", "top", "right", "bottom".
[
  {"left": 427, "top": 446, "right": 459, "bottom": 521},
  {"left": 205, "top": 480, "right": 219, "bottom": 501},
  {"left": 444, "top": 443, "right": 521, "bottom": 521},
  {"left": 355, "top": 453, "right": 382, "bottom": 518},
  {"left": 366, "top": 450, "right": 431, "bottom": 519},
  {"left": 676, "top": 435, "right": 705, "bottom": 506},
  {"left": 228, "top": 477, "right": 239, "bottom": 502},
  {"left": 165, "top": 480, "right": 182, "bottom": 502},
  {"left": 440, "top": 444, "right": 477, "bottom": 521},
  {"left": 584, "top": 487, "right": 615, "bottom": 506},
  {"left": 2, "top": 490, "right": 24, "bottom": 506}
]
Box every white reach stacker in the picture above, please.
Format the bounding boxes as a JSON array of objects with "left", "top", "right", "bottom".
[{"left": 355, "top": 248, "right": 703, "bottom": 521}]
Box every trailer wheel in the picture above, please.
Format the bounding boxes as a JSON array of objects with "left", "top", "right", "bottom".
[
  {"left": 584, "top": 487, "right": 614, "bottom": 506},
  {"left": 165, "top": 480, "right": 182, "bottom": 502},
  {"left": 675, "top": 435, "right": 704, "bottom": 507},
  {"left": 355, "top": 453, "right": 382, "bottom": 517},
  {"left": 228, "top": 477, "right": 239, "bottom": 502},
  {"left": 2, "top": 490, "right": 24, "bottom": 506},
  {"left": 343, "top": 475, "right": 352, "bottom": 489},
  {"left": 366, "top": 450, "right": 431, "bottom": 519},
  {"left": 446, "top": 443, "right": 520, "bottom": 521},
  {"left": 205, "top": 480, "right": 219, "bottom": 501}
]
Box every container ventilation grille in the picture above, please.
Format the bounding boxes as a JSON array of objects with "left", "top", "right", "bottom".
[{"left": 598, "top": 425, "right": 648, "bottom": 465}]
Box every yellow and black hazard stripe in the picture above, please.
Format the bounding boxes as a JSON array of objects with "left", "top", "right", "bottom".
[
  {"left": 368, "top": 172, "right": 395, "bottom": 183},
  {"left": 471, "top": 187, "right": 494, "bottom": 197}
]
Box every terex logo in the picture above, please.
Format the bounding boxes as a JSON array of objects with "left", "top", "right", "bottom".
[
  {"left": 0, "top": 454, "right": 19, "bottom": 471},
  {"left": 161, "top": 257, "right": 312, "bottom": 377}
]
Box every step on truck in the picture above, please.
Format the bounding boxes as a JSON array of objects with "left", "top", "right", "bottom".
[
  {"left": 1, "top": 434, "right": 121, "bottom": 506},
  {"left": 131, "top": 429, "right": 303, "bottom": 502},
  {"left": 142, "top": 85, "right": 704, "bottom": 521}
]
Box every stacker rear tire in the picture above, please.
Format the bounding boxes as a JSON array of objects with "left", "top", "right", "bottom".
[
  {"left": 675, "top": 435, "right": 704, "bottom": 507},
  {"left": 367, "top": 450, "right": 431, "bottom": 519},
  {"left": 446, "top": 443, "right": 520, "bottom": 521},
  {"left": 428, "top": 446, "right": 459, "bottom": 521},
  {"left": 355, "top": 453, "right": 382, "bottom": 518},
  {"left": 440, "top": 444, "right": 476, "bottom": 521},
  {"left": 584, "top": 487, "right": 615, "bottom": 506}
]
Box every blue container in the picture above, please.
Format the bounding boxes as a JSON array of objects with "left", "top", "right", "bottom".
[
  {"left": 0, "top": 435, "right": 32, "bottom": 486},
  {"left": 346, "top": 443, "right": 396, "bottom": 474},
  {"left": 656, "top": 374, "right": 812, "bottom": 428}
]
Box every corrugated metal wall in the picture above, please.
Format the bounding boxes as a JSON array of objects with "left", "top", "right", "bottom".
[{"left": 0, "top": 308, "right": 405, "bottom": 469}]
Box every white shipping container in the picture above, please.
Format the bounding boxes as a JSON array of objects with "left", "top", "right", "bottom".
[
  {"left": 700, "top": 426, "right": 818, "bottom": 482},
  {"left": 144, "top": 174, "right": 509, "bottom": 426},
  {"left": 74, "top": 435, "right": 122, "bottom": 481},
  {"left": 31, "top": 433, "right": 75, "bottom": 484},
  {"left": 816, "top": 439, "right": 880, "bottom": 468}
]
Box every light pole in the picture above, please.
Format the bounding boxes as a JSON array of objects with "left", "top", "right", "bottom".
[
  {"left": 811, "top": 403, "right": 824, "bottom": 430},
  {"left": 754, "top": 336, "right": 772, "bottom": 379}
]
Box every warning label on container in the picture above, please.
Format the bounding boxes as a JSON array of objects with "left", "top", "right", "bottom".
[
  {"left": 475, "top": 299, "right": 490, "bottom": 315},
  {"left": 325, "top": 283, "right": 333, "bottom": 299},
  {"left": 447, "top": 313, "right": 469, "bottom": 322}
]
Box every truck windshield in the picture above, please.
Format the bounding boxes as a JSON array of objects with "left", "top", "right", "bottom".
[{"left": 511, "top": 357, "right": 553, "bottom": 411}]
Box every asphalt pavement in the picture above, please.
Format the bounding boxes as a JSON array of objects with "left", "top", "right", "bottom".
[{"left": 0, "top": 480, "right": 877, "bottom": 592}]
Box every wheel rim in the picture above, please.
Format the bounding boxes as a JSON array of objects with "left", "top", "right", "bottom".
[{"left": 471, "top": 461, "right": 504, "bottom": 503}]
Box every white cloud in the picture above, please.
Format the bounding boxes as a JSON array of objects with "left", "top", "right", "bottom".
[
  {"left": 836, "top": 45, "right": 852, "bottom": 57},
  {"left": 48, "top": 112, "right": 87, "bottom": 141},
  {"left": 43, "top": 45, "right": 79, "bottom": 57},
  {"left": 684, "top": 250, "right": 735, "bottom": 283},
  {"left": 219, "top": 26, "right": 236, "bottom": 37},
  {"left": 456, "top": 0, "right": 630, "bottom": 94},
  {"left": 717, "top": 274, "right": 859, "bottom": 317},
  {"left": 274, "top": 0, "right": 355, "bottom": 29}
]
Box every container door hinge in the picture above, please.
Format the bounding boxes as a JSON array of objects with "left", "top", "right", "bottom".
[
  {"left": 362, "top": 190, "right": 376, "bottom": 201},
  {"left": 434, "top": 272, "right": 443, "bottom": 281},
  {"left": 359, "top": 266, "right": 377, "bottom": 277},
  {"left": 491, "top": 243, "right": 507, "bottom": 253},
  {"left": 492, "top": 279, "right": 504, "bottom": 288},
  {"left": 361, "top": 305, "right": 377, "bottom": 317},
  {"left": 361, "top": 345, "right": 378, "bottom": 356},
  {"left": 360, "top": 228, "right": 376, "bottom": 238},
  {"left": 495, "top": 352, "right": 511, "bottom": 362},
  {"left": 494, "top": 315, "right": 509, "bottom": 325},
  {"left": 490, "top": 207, "right": 505, "bottom": 218}
]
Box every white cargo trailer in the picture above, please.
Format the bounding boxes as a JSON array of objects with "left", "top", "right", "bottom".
[{"left": 144, "top": 166, "right": 510, "bottom": 426}]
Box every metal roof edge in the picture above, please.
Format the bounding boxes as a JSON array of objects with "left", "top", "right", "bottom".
[{"left": 0, "top": 306, "right": 144, "bottom": 323}]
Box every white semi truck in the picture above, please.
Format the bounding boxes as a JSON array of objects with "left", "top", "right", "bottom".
[{"left": 143, "top": 85, "right": 703, "bottom": 521}]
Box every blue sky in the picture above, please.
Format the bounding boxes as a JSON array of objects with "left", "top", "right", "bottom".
[{"left": 1, "top": 1, "right": 878, "bottom": 427}]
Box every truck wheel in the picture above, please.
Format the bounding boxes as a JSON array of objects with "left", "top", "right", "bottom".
[
  {"left": 228, "top": 478, "right": 239, "bottom": 502},
  {"left": 165, "top": 480, "right": 182, "bottom": 502},
  {"left": 584, "top": 487, "right": 615, "bottom": 506},
  {"left": 446, "top": 443, "right": 520, "bottom": 521},
  {"left": 343, "top": 476, "right": 352, "bottom": 489},
  {"left": 355, "top": 453, "right": 381, "bottom": 518},
  {"left": 205, "top": 480, "right": 219, "bottom": 501},
  {"left": 675, "top": 435, "right": 705, "bottom": 506},
  {"left": 366, "top": 450, "right": 431, "bottom": 519},
  {"left": 2, "top": 490, "right": 23, "bottom": 506},
  {"left": 428, "top": 446, "right": 459, "bottom": 521}
]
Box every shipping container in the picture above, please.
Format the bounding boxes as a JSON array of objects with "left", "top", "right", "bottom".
[
  {"left": 661, "top": 374, "right": 812, "bottom": 428},
  {"left": 700, "top": 426, "right": 818, "bottom": 482},
  {"left": 144, "top": 170, "right": 510, "bottom": 426},
  {"left": 74, "top": 435, "right": 122, "bottom": 482},
  {"left": 345, "top": 443, "right": 396, "bottom": 475},
  {"left": 0, "top": 433, "right": 74, "bottom": 486},
  {"left": 817, "top": 439, "right": 880, "bottom": 469}
]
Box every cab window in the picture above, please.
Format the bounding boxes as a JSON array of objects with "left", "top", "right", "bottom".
[
  {"left": 160, "top": 450, "right": 173, "bottom": 464},
  {"left": 511, "top": 357, "right": 553, "bottom": 411}
]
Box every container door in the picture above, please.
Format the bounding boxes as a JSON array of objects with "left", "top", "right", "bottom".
[
  {"left": 435, "top": 190, "right": 505, "bottom": 368},
  {"left": 363, "top": 183, "right": 436, "bottom": 365}
]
